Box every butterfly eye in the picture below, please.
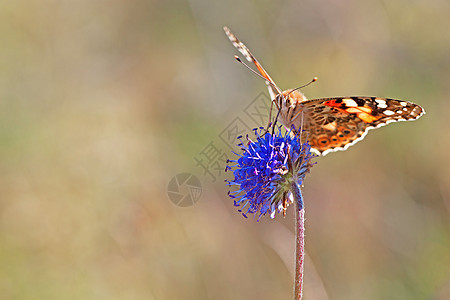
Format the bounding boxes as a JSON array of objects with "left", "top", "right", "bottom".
[{"left": 276, "top": 95, "right": 283, "bottom": 105}]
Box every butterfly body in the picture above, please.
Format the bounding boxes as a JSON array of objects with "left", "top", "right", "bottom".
[{"left": 224, "top": 27, "right": 425, "bottom": 156}]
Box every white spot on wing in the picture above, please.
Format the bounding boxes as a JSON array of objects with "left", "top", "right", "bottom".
[
  {"left": 323, "top": 121, "right": 337, "bottom": 131},
  {"left": 383, "top": 110, "right": 395, "bottom": 116},
  {"left": 375, "top": 99, "right": 388, "bottom": 108},
  {"left": 343, "top": 99, "right": 357, "bottom": 107}
]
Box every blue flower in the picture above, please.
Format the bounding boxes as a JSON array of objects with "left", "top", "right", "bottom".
[{"left": 225, "top": 127, "right": 316, "bottom": 220}]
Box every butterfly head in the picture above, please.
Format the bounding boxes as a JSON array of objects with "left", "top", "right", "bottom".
[
  {"left": 272, "top": 89, "right": 309, "bottom": 133},
  {"left": 276, "top": 89, "right": 308, "bottom": 108}
]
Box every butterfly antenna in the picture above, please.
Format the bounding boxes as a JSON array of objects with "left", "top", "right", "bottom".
[
  {"left": 287, "top": 77, "right": 318, "bottom": 98},
  {"left": 233, "top": 56, "right": 281, "bottom": 94},
  {"left": 234, "top": 55, "right": 284, "bottom": 135}
]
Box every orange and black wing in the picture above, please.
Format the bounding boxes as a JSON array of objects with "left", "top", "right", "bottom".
[{"left": 300, "top": 96, "right": 425, "bottom": 156}]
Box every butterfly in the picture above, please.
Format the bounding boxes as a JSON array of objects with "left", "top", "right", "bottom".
[{"left": 224, "top": 26, "right": 425, "bottom": 156}]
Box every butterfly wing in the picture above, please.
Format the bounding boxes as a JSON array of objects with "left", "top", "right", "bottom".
[
  {"left": 222, "top": 28, "right": 425, "bottom": 155},
  {"left": 223, "top": 26, "right": 281, "bottom": 99},
  {"left": 295, "top": 96, "right": 425, "bottom": 156}
]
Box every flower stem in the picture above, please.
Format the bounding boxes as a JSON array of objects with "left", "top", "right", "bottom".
[{"left": 291, "top": 182, "right": 304, "bottom": 300}]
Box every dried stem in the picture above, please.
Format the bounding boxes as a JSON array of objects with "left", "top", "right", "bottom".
[{"left": 291, "top": 182, "right": 304, "bottom": 300}]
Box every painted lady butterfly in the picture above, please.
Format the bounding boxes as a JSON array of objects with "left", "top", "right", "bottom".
[{"left": 224, "top": 27, "right": 425, "bottom": 156}]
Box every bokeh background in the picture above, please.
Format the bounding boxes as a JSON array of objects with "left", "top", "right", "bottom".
[{"left": 0, "top": 0, "right": 449, "bottom": 299}]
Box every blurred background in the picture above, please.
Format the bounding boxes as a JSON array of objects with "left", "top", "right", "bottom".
[{"left": 0, "top": 0, "right": 449, "bottom": 299}]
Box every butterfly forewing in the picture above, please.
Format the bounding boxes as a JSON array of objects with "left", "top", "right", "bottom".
[{"left": 295, "top": 97, "right": 425, "bottom": 156}]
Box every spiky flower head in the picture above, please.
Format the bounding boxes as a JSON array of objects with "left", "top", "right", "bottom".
[{"left": 225, "top": 127, "right": 316, "bottom": 220}]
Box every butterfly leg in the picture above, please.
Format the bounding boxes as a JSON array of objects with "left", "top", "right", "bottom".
[{"left": 262, "top": 97, "right": 281, "bottom": 135}]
